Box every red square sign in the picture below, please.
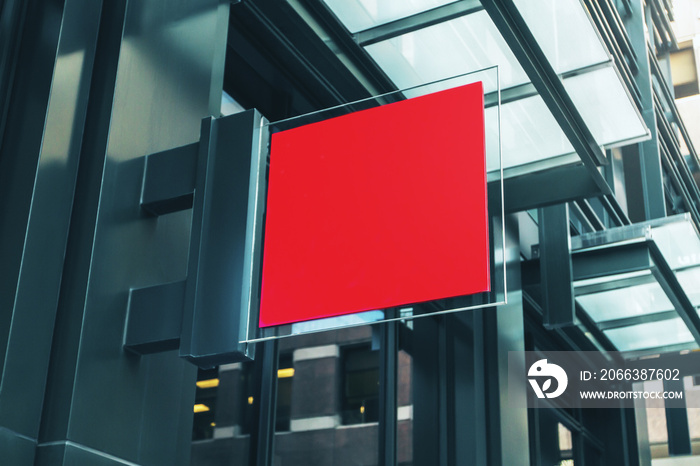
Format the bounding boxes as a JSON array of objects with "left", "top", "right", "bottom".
[{"left": 260, "top": 82, "right": 489, "bottom": 327}]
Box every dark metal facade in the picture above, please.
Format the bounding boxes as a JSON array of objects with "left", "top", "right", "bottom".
[{"left": 1, "top": 0, "right": 698, "bottom": 465}]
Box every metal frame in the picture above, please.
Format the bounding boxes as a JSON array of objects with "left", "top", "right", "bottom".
[
  {"left": 378, "top": 320, "right": 398, "bottom": 466},
  {"left": 124, "top": 110, "right": 268, "bottom": 368},
  {"left": 572, "top": 237, "right": 700, "bottom": 354},
  {"left": 538, "top": 203, "right": 575, "bottom": 328},
  {"left": 0, "top": 0, "right": 690, "bottom": 463},
  {"left": 663, "top": 378, "right": 692, "bottom": 457},
  {"left": 354, "top": 0, "right": 484, "bottom": 46},
  {"left": 481, "top": 0, "right": 608, "bottom": 170}
]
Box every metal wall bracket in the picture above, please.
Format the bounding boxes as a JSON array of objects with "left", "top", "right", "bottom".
[
  {"left": 125, "top": 280, "right": 186, "bottom": 354},
  {"left": 141, "top": 142, "right": 198, "bottom": 216},
  {"left": 124, "top": 109, "right": 268, "bottom": 368}
]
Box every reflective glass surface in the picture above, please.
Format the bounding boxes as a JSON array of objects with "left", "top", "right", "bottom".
[
  {"left": 272, "top": 326, "right": 381, "bottom": 464},
  {"left": 563, "top": 66, "right": 648, "bottom": 148},
  {"left": 577, "top": 282, "right": 673, "bottom": 322},
  {"left": 604, "top": 318, "right": 696, "bottom": 352},
  {"left": 323, "top": 0, "right": 456, "bottom": 33},
  {"left": 677, "top": 268, "right": 700, "bottom": 307},
  {"left": 365, "top": 12, "right": 528, "bottom": 91},
  {"left": 362, "top": 6, "right": 648, "bottom": 173},
  {"left": 513, "top": 0, "right": 609, "bottom": 73},
  {"left": 651, "top": 220, "right": 700, "bottom": 270},
  {"left": 498, "top": 95, "right": 575, "bottom": 173},
  {"left": 573, "top": 214, "right": 700, "bottom": 354}
]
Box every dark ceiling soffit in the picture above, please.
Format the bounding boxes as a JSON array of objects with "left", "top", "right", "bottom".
[
  {"left": 481, "top": 0, "right": 612, "bottom": 197},
  {"left": 230, "top": 1, "right": 348, "bottom": 108},
  {"left": 291, "top": 0, "right": 398, "bottom": 93},
  {"left": 227, "top": 0, "right": 397, "bottom": 118}
]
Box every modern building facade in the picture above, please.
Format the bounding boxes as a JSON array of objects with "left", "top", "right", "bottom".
[{"left": 1, "top": 0, "right": 700, "bottom": 465}]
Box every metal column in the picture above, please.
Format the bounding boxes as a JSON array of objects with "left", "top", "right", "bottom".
[
  {"left": 0, "top": 0, "right": 103, "bottom": 462},
  {"left": 622, "top": 0, "right": 667, "bottom": 221},
  {"left": 27, "top": 0, "right": 231, "bottom": 464}
]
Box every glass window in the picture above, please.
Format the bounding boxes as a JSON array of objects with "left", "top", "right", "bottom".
[
  {"left": 276, "top": 353, "right": 294, "bottom": 432},
  {"left": 604, "top": 318, "right": 696, "bottom": 352},
  {"left": 557, "top": 423, "right": 574, "bottom": 465},
  {"left": 513, "top": 0, "right": 609, "bottom": 73},
  {"left": 684, "top": 376, "right": 700, "bottom": 444},
  {"left": 670, "top": 47, "right": 699, "bottom": 98},
  {"left": 644, "top": 380, "right": 670, "bottom": 458},
  {"left": 190, "top": 362, "right": 255, "bottom": 464},
  {"left": 271, "top": 326, "right": 380, "bottom": 465},
  {"left": 497, "top": 95, "right": 575, "bottom": 173},
  {"left": 192, "top": 367, "right": 219, "bottom": 441},
  {"left": 563, "top": 66, "right": 648, "bottom": 148},
  {"left": 397, "top": 348, "right": 414, "bottom": 466},
  {"left": 576, "top": 281, "right": 674, "bottom": 322},
  {"left": 342, "top": 345, "right": 380, "bottom": 425}
]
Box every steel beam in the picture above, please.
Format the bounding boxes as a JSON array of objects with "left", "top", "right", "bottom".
[
  {"left": 355, "top": 0, "right": 483, "bottom": 46},
  {"left": 378, "top": 320, "right": 398, "bottom": 466},
  {"left": 501, "top": 164, "right": 603, "bottom": 213},
  {"left": 572, "top": 242, "right": 653, "bottom": 282},
  {"left": 648, "top": 241, "right": 700, "bottom": 345},
  {"left": 622, "top": 0, "right": 667, "bottom": 221},
  {"left": 663, "top": 378, "right": 692, "bottom": 456},
  {"left": 538, "top": 204, "right": 575, "bottom": 328},
  {"left": 250, "top": 340, "right": 279, "bottom": 466}
]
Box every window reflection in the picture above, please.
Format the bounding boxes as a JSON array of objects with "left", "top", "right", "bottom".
[
  {"left": 341, "top": 345, "right": 380, "bottom": 425},
  {"left": 192, "top": 368, "right": 218, "bottom": 441}
]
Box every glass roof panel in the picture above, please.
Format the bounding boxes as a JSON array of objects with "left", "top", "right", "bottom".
[
  {"left": 498, "top": 95, "right": 574, "bottom": 172},
  {"left": 651, "top": 219, "right": 700, "bottom": 270},
  {"left": 364, "top": 12, "right": 529, "bottom": 91},
  {"left": 563, "top": 67, "right": 648, "bottom": 148},
  {"left": 677, "top": 268, "right": 700, "bottom": 307},
  {"left": 322, "top": 0, "right": 457, "bottom": 33},
  {"left": 572, "top": 215, "right": 700, "bottom": 355},
  {"left": 604, "top": 318, "right": 696, "bottom": 352},
  {"left": 576, "top": 282, "right": 674, "bottom": 322},
  {"left": 362, "top": 7, "right": 648, "bottom": 174},
  {"left": 513, "top": 0, "right": 609, "bottom": 73}
]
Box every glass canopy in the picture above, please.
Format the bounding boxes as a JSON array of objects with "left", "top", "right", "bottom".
[
  {"left": 321, "top": 0, "right": 649, "bottom": 177},
  {"left": 571, "top": 214, "right": 700, "bottom": 356},
  {"left": 322, "top": 0, "right": 457, "bottom": 33}
]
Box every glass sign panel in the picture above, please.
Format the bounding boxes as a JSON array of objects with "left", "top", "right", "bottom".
[{"left": 242, "top": 68, "right": 505, "bottom": 342}]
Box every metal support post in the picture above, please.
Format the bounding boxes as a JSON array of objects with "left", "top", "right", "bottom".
[
  {"left": 538, "top": 204, "right": 575, "bottom": 328},
  {"left": 378, "top": 321, "right": 398, "bottom": 466},
  {"left": 664, "top": 378, "right": 692, "bottom": 456}
]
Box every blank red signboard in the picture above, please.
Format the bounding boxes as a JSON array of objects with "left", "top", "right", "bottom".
[{"left": 260, "top": 82, "right": 490, "bottom": 327}]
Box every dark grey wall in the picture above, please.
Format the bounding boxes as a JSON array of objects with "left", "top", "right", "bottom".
[{"left": 0, "top": 0, "right": 229, "bottom": 464}]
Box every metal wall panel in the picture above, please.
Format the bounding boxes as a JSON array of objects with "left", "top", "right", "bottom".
[
  {"left": 29, "top": 0, "right": 229, "bottom": 464},
  {"left": 0, "top": 0, "right": 102, "bottom": 457}
]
